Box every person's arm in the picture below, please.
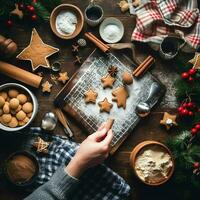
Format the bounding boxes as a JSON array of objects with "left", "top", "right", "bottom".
[{"left": 25, "top": 123, "right": 113, "bottom": 200}]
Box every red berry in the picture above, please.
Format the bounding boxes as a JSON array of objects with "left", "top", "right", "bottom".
[
  {"left": 188, "top": 111, "right": 194, "bottom": 116},
  {"left": 6, "top": 20, "right": 13, "bottom": 27},
  {"left": 188, "top": 76, "right": 194, "bottom": 82},
  {"left": 198, "top": 108, "right": 200, "bottom": 112},
  {"left": 193, "top": 162, "right": 200, "bottom": 168},
  {"left": 18, "top": 3, "right": 25, "bottom": 10},
  {"left": 187, "top": 102, "right": 193, "bottom": 108},
  {"left": 195, "top": 124, "right": 200, "bottom": 130},
  {"left": 31, "top": 14, "right": 37, "bottom": 21},
  {"left": 180, "top": 109, "right": 189, "bottom": 116},
  {"left": 182, "top": 103, "right": 188, "bottom": 108},
  {"left": 191, "top": 128, "right": 198, "bottom": 135},
  {"left": 178, "top": 106, "right": 184, "bottom": 112},
  {"left": 181, "top": 72, "right": 189, "bottom": 79},
  {"left": 189, "top": 68, "right": 197, "bottom": 75},
  {"left": 28, "top": 6, "right": 35, "bottom": 12}
]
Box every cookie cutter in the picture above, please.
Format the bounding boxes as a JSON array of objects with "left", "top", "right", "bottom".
[{"left": 51, "top": 61, "right": 61, "bottom": 72}]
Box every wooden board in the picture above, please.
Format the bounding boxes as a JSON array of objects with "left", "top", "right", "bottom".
[{"left": 54, "top": 49, "right": 165, "bottom": 153}]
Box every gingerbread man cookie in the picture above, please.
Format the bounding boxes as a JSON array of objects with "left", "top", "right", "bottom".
[
  {"left": 112, "top": 86, "right": 129, "bottom": 109},
  {"left": 101, "top": 74, "right": 115, "bottom": 89},
  {"left": 84, "top": 89, "right": 98, "bottom": 104},
  {"left": 98, "top": 98, "right": 113, "bottom": 113}
]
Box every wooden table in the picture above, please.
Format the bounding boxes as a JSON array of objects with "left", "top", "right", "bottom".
[{"left": 0, "top": 0, "right": 179, "bottom": 199}]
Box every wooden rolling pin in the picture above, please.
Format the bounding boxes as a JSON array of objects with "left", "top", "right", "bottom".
[{"left": 0, "top": 61, "right": 42, "bottom": 88}]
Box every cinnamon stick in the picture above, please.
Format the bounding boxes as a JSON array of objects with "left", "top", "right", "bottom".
[
  {"left": 0, "top": 61, "right": 42, "bottom": 88},
  {"left": 133, "top": 56, "right": 154, "bottom": 77},
  {"left": 85, "top": 32, "right": 110, "bottom": 53}
]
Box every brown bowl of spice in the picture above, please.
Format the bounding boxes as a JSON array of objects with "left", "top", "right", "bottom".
[
  {"left": 130, "top": 141, "right": 174, "bottom": 186},
  {"left": 4, "top": 151, "right": 39, "bottom": 187},
  {"left": 50, "top": 4, "right": 84, "bottom": 40}
]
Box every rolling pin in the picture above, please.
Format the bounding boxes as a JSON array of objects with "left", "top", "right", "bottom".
[{"left": 0, "top": 61, "right": 42, "bottom": 88}]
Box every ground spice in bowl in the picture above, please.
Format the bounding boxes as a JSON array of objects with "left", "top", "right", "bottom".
[{"left": 5, "top": 151, "right": 39, "bottom": 186}]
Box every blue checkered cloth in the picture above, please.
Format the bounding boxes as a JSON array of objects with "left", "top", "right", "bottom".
[{"left": 30, "top": 128, "right": 131, "bottom": 200}]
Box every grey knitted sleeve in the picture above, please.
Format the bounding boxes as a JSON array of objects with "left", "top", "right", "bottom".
[{"left": 24, "top": 166, "right": 79, "bottom": 200}]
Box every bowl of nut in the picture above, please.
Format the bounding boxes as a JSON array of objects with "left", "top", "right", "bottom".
[{"left": 0, "top": 83, "right": 38, "bottom": 132}]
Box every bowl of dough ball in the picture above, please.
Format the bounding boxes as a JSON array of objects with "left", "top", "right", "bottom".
[{"left": 0, "top": 83, "right": 38, "bottom": 132}]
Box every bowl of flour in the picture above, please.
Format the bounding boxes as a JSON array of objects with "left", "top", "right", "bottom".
[
  {"left": 99, "top": 17, "right": 124, "bottom": 43},
  {"left": 50, "top": 4, "right": 84, "bottom": 40},
  {"left": 130, "top": 141, "right": 174, "bottom": 186}
]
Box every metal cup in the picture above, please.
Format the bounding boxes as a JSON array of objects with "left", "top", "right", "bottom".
[
  {"left": 159, "top": 36, "right": 185, "bottom": 60},
  {"left": 84, "top": 3, "right": 104, "bottom": 27}
]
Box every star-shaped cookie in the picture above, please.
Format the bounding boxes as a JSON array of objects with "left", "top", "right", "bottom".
[
  {"left": 84, "top": 89, "right": 98, "bottom": 103},
  {"left": 58, "top": 72, "right": 69, "bottom": 84},
  {"left": 189, "top": 52, "right": 200, "bottom": 69},
  {"left": 112, "top": 86, "right": 129, "bottom": 109},
  {"left": 10, "top": 4, "right": 23, "bottom": 19},
  {"left": 98, "top": 98, "right": 113, "bottom": 113},
  {"left": 160, "top": 112, "right": 178, "bottom": 130},
  {"left": 101, "top": 74, "right": 115, "bottom": 88},
  {"left": 42, "top": 81, "right": 53, "bottom": 93},
  {"left": 33, "top": 137, "right": 50, "bottom": 153},
  {"left": 16, "top": 28, "right": 59, "bottom": 71}
]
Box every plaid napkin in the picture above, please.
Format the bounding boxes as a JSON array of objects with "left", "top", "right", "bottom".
[
  {"left": 132, "top": 0, "right": 200, "bottom": 52},
  {"left": 30, "top": 128, "right": 131, "bottom": 200}
]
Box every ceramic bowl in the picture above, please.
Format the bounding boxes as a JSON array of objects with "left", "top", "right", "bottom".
[
  {"left": 130, "top": 140, "right": 175, "bottom": 186},
  {"left": 50, "top": 4, "right": 84, "bottom": 40},
  {"left": 0, "top": 83, "right": 38, "bottom": 132},
  {"left": 99, "top": 17, "right": 124, "bottom": 43},
  {"left": 4, "top": 151, "right": 39, "bottom": 187}
]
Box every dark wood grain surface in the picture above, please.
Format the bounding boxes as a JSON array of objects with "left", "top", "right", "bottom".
[{"left": 0, "top": 0, "right": 180, "bottom": 200}]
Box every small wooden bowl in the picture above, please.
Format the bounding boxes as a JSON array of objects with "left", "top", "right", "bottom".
[
  {"left": 130, "top": 140, "right": 175, "bottom": 186},
  {"left": 50, "top": 4, "right": 84, "bottom": 40}
]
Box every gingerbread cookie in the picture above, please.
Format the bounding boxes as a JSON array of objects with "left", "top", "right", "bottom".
[
  {"left": 122, "top": 71, "right": 133, "bottom": 85},
  {"left": 98, "top": 98, "right": 113, "bottom": 113},
  {"left": 58, "top": 72, "right": 69, "bottom": 84},
  {"left": 160, "top": 112, "right": 178, "bottom": 130},
  {"left": 112, "top": 86, "right": 129, "bottom": 109},
  {"left": 133, "top": 0, "right": 141, "bottom": 7},
  {"left": 84, "top": 89, "right": 98, "bottom": 104},
  {"left": 101, "top": 74, "right": 115, "bottom": 88},
  {"left": 16, "top": 28, "right": 59, "bottom": 71},
  {"left": 33, "top": 137, "right": 50, "bottom": 153},
  {"left": 42, "top": 81, "right": 53, "bottom": 93}
]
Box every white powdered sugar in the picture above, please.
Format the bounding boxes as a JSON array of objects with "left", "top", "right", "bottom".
[{"left": 56, "top": 11, "right": 77, "bottom": 35}]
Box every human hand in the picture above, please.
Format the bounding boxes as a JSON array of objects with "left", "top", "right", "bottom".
[{"left": 65, "top": 123, "right": 113, "bottom": 178}]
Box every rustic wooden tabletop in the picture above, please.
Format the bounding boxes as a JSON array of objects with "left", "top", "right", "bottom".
[{"left": 0, "top": 0, "right": 181, "bottom": 200}]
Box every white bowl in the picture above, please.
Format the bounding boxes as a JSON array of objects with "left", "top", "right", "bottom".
[
  {"left": 99, "top": 17, "right": 124, "bottom": 44},
  {"left": 0, "top": 83, "right": 38, "bottom": 132}
]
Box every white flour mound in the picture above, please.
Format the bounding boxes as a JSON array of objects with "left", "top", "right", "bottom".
[{"left": 135, "top": 145, "right": 173, "bottom": 184}]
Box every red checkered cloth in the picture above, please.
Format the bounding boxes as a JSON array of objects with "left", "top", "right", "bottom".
[{"left": 132, "top": 0, "right": 200, "bottom": 52}]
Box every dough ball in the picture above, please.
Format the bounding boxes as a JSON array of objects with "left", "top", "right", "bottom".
[
  {"left": 18, "top": 117, "right": 29, "bottom": 126},
  {"left": 22, "top": 102, "right": 33, "bottom": 114},
  {"left": 122, "top": 71, "right": 133, "bottom": 85},
  {"left": 2, "top": 114, "right": 12, "bottom": 123},
  {"left": 17, "top": 94, "right": 27, "bottom": 104},
  {"left": 9, "top": 98, "right": 20, "bottom": 110},
  {"left": 0, "top": 96, "right": 5, "bottom": 108},
  {"left": 0, "top": 91, "right": 8, "bottom": 100},
  {"left": 27, "top": 112, "right": 32, "bottom": 118},
  {"left": 8, "top": 89, "right": 19, "bottom": 98},
  {"left": 3, "top": 103, "right": 10, "bottom": 114},
  {"left": 16, "top": 110, "right": 26, "bottom": 121},
  {"left": 8, "top": 117, "right": 18, "bottom": 128},
  {"left": 16, "top": 105, "right": 22, "bottom": 113},
  {"left": 0, "top": 108, "right": 3, "bottom": 116}
]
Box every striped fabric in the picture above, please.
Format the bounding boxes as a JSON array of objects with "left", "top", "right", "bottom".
[
  {"left": 30, "top": 128, "right": 130, "bottom": 200},
  {"left": 132, "top": 0, "right": 200, "bottom": 52}
]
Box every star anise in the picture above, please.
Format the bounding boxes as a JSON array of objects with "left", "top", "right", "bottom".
[{"left": 108, "top": 65, "right": 118, "bottom": 77}]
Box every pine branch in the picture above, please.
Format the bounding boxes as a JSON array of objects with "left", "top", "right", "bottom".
[
  {"left": 32, "top": 2, "right": 50, "bottom": 22},
  {"left": 40, "top": 0, "right": 62, "bottom": 11}
]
